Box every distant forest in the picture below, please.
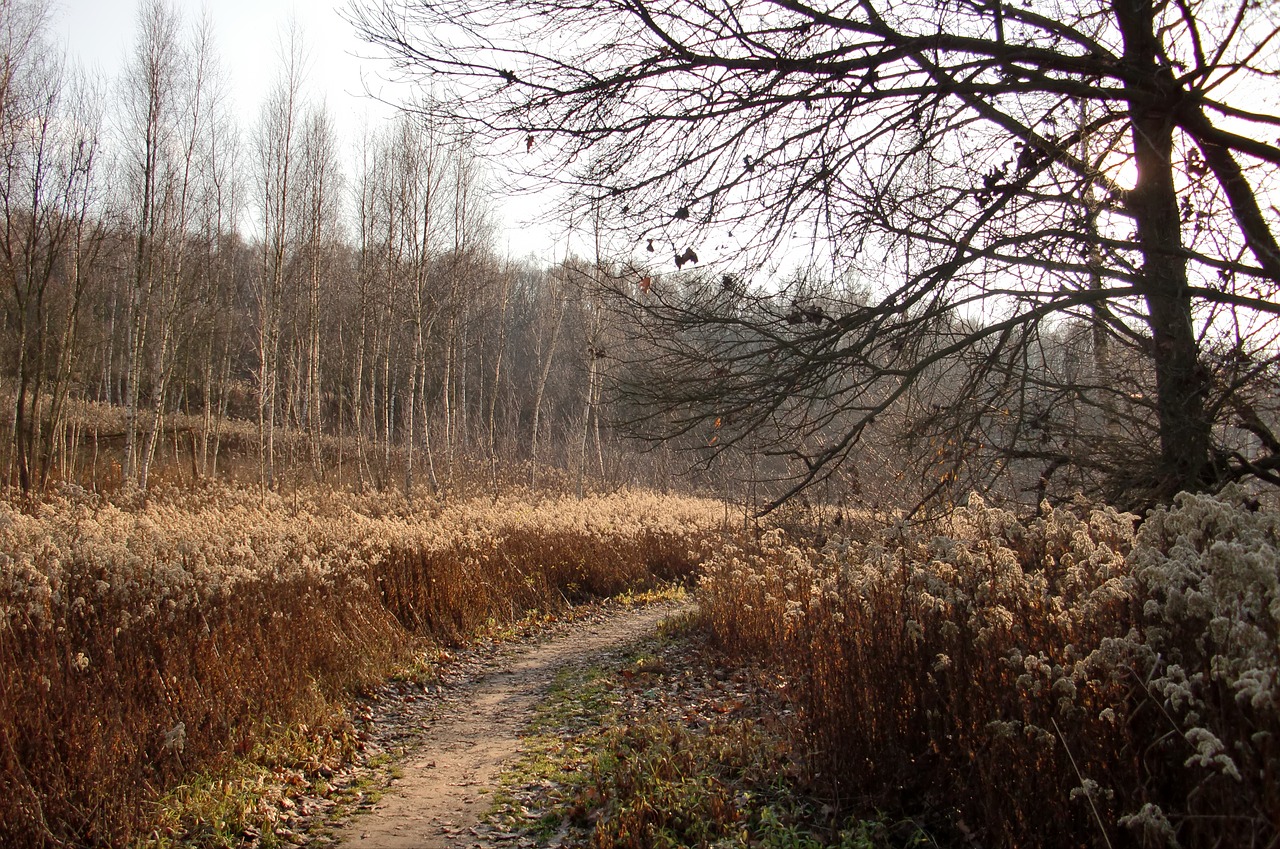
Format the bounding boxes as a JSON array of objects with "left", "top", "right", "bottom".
[{"left": 0, "top": 0, "right": 687, "bottom": 498}]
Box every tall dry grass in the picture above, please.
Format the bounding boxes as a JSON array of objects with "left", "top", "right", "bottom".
[
  {"left": 699, "top": 487, "right": 1279, "bottom": 848},
  {"left": 0, "top": 484, "right": 723, "bottom": 847}
]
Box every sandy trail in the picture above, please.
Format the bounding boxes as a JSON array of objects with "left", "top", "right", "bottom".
[{"left": 334, "top": 601, "right": 684, "bottom": 849}]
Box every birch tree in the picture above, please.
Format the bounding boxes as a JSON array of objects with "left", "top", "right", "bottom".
[
  {"left": 253, "top": 23, "right": 305, "bottom": 491},
  {"left": 136, "top": 10, "right": 224, "bottom": 488},
  {"left": 293, "top": 103, "right": 342, "bottom": 477},
  {"left": 119, "top": 0, "right": 181, "bottom": 487}
]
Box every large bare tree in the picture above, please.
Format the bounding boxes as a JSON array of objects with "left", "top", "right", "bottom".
[{"left": 351, "top": 0, "right": 1280, "bottom": 510}]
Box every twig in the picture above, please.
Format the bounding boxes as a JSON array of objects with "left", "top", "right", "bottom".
[{"left": 1052, "top": 718, "right": 1115, "bottom": 849}]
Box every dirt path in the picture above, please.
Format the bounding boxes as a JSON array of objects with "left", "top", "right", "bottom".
[{"left": 333, "top": 600, "right": 687, "bottom": 849}]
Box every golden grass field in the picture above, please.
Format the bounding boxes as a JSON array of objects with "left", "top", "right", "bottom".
[
  {"left": 3, "top": 480, "right": 1277, "bottom": 848},
  {"left": 0, "top": 484, "right": 724, "bottom": 847}
]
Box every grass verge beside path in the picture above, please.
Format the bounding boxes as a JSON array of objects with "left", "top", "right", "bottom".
[{"left": 487, "top": 609, "right": 934, "bottom": 849}]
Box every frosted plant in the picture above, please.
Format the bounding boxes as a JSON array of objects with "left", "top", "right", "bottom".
[
  {"left": 1125, "top": 486, "right": 1278, "bottom": 797},
  {"left": 1118, "top": 803, "right": 1180, "bottom": 848}
]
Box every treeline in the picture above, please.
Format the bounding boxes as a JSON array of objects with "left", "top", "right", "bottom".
[{"left": 0, "top": 0, "right": 662, "bottom": 497}]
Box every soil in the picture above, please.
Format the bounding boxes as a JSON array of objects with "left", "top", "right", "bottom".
[{"left": 330, "top": 599, "right": 690, "bottom": 849}]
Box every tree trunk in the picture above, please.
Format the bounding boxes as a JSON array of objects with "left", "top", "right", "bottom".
[
  {"left": 1115, "top": 0, "right": 1212, "bottom": 496},
  {"left": 530, "top": 293, "right": 567, "bottom": 470}
]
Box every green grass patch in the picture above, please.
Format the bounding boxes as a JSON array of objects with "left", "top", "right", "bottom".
[
  {"left": 488, "top": 623, "right": 931, "bottom": 848},
  {"left": 488, "top": 662, "right": 621, "bottom": 842}
]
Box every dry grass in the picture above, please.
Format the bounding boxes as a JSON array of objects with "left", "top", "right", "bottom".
[
  {"left": 0, "top": 483, "right": 723, "bottom": 847},
  {"left": 698, "top": 488, "right": 1280, "bottom": 848}
]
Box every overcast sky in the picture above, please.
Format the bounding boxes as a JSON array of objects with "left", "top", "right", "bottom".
[{"left": 56, "top": 0, "right": 562, "bottom": 262}]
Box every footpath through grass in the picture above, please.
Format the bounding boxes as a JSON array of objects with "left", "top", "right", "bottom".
[
  {"left": 141, "top": 595, "right": 682, "bottom": 849},
  {"left": 485, "top": 608, "right": 933, "bottom": 849}
]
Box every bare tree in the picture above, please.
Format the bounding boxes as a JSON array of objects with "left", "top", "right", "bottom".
[
  {"left": 484, "top": 259, "right": 515, "bottom": 476},
  {"left": 577, "top": 212, "right": 613, "bottom": 497},
  {"left": 0, "top": 0, "right": 103, "bottom": 493},
  {"left": 527, "top": 264, "right": 569, "bottom": 476},
  {"left": 253, "top": 22, "right": 306, "bottom": 492},
  {"left": 392, "top": 113, "right": 445, "bottom": 496},
  {"left": 351, "top": 123, "right": 382, "bottom": 489},
  {"left": 352, "top": 0, "right": 1280, "bottom": 510},
  {"left": 135, "top": 8, "right": 226, "bottom": 489},
  {"left": 293, "top": 103, "right": 343, "bottom": 478},
  {"left": 439, "top": 144, "right": 490, "bottom": 471},
  {"left": 119, "top": 0, "right": 182, "bottom": 488},
  {"left": 371, "top": 121, "right": 404, "bottom": 484},
  {"left": 188, "top": 49, "right": 241, "bottom": 482}
]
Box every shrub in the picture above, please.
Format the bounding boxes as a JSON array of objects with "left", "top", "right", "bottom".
[{"left": 699, "top": 488, "right": 1279, "bottom": 848}]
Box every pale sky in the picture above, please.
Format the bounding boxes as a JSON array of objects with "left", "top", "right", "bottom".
[
  {"left": 59, "top": 0, "right": 391, "bottom": 146},
  {"left": 56, "top": 0, "right": 561, "bottom": 262}
]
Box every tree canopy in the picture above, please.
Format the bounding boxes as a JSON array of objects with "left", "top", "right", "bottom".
[{"left": 351, "top": 0, "right": 1280, "bottom": 511}]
